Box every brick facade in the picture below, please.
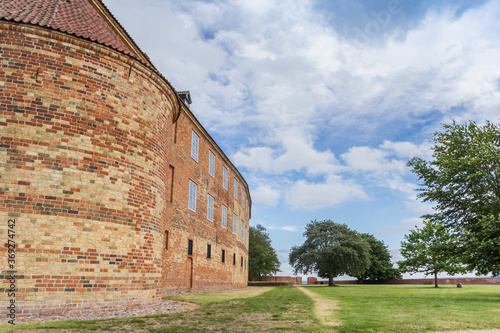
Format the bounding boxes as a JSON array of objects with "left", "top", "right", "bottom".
[
  {"left": 259, "top": 276, "right": 302, "bottom": 284},
  {"left": 0, "top": 20, "right": 250, "bottom": 322}
]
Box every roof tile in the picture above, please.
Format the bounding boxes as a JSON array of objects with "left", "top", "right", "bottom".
[{"left": 0, "top": 0, "right": 137, "bottom": 57}]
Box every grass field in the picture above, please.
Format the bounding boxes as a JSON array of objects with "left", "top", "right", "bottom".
[
  {"left": 1, "top": 285, "right": 499, "bottom": 332},
  {"left": 305, "top": 284, "right": 500, "bottom": 333}
]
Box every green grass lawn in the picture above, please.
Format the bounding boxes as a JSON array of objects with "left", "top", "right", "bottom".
[
  {"left": 2, "top": 285, "right": 499, "bottom": 332},
  {"left": 305, "top": 284, "right": 500, "bottom": 333},
  {"left": 1, "top": 287, "right": 320, "bottom": 333}
]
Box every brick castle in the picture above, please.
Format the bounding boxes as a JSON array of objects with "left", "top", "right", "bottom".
[{"left": 0, "top": 0, "right": 251, "bottom": 321}]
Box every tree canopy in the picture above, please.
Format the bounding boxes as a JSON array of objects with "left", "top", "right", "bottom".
[
  {"left": 289, "top": 220, "right": 370, "bottom": 286},
  {"left": 356, "top": 234, "right": 401, "bottom": 282},
  {"left": 407, "top": 121, "right": 500, "bottom": 275},
  {"left": 398, "top": 218, "right": 466, "bottom": 287},
  {"left": 248, "top": 224, "right": 281, "bottom": 281}
]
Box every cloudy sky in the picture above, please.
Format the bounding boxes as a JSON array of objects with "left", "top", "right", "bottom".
[{"left": 104, "top": 0, "right": 500, "bottom": 278}]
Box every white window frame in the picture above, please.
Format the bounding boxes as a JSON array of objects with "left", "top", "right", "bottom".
[
  {"left": 222, "top": 205, "right": 227, "bottom": 229},
  {"left": 241, "top": 221, "right": 244, "bottom": 240},
  {"left": 233, "top": 214, "right": 237, "bottom": 235},
  {"left": 223, "top": 166, "right": 228, "bottom": 190},
  {"left": 188, "top": 180, "right": 197, "bottom": 212},
  {"left": 234, "top": 178, "right": 238, "bottom": 199},
  {"left": 242, "top": 189, "right": 245, "bottom": 207},
  {"left": 191, "top": 130, "right": 199, "bottom": 162},
  {"left": 209, "top": 150, "right": 215, "bottom": 177},
  {"left": 207, "top": 194, "right": 214, "bottom": 222}
]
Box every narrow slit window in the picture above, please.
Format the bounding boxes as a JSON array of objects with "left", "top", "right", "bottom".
[
  {"left": 169, "top": 165, "right": 174, "bottom": 202},
  {"left": 188, "top": 239, "right": 193, "bottom": 256},
  {"left": 207, "top": 244, "right": 211, "bottom": 259}
]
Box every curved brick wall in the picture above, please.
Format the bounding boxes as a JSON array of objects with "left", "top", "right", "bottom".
[{"left": 0, "top": 23, "right": 178, "bottom": 318}]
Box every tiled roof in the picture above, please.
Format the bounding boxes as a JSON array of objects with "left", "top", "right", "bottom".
[{"left": 0, "top": 0, "right": 139, "bottom": 59}]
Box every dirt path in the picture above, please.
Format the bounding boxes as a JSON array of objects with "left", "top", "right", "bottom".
[{"left": 297, "top": 286, "right": 340, "bottom": 327}]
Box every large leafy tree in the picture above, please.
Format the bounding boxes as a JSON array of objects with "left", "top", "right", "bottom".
[
  {"left": 356, "top": 234, "right": 401, "bottom": 282},
  {"left": 408, "top": 121, "right": 500, "bottom": 275},
  {"left": 248, "top": 224, "right": 281, "bottom": 281},
  {"left": 398, "top": 218, "right": 466, "bottom": 287},
  {"left": 289, "top": 220, "right": 370, "bottom": 286}
]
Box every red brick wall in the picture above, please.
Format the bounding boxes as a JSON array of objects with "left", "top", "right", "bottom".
[
  {"left": 0, "top": 22, "right": 250, "bottom": 322},
  {"left": 259, "top": 276, "right": 302, "bottom": 284}
]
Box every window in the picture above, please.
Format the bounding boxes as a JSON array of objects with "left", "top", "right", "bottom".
[
  {"left": 168, "top": 165, "right": 174, "bottom": 202},
  {"left": 233, "top": 214, "right": 237, "bottom": 235},
  {"left": 188, "top": 239, "right": 193, "bottom": 256},
  {"left": 191, "top": 130, "right": 199, "bottom": 162},
  {"left": 222, "top": 249, "right": 226, "bottom": 263},
  {"left": 207, "top": 244, "right": 211, "bottom": 259},
  {"left": 223, "top": 166, "right": 228, "bottom": 190},
  {"left": 188, "top": 180, "right": 197, "bottom": 212},
  {"left": 207, "top": 194, "right": 214, "bottom": 222},
  {"left": 233, "top": 253, "right": 236, "bottom": 265},
  {"left": 222, "top": 205, "right": 227, "bottom": 229},
  {"left": 241, "top": 256, "right": 243, "bottom": 267},
  {"left": 242, "top": 189, "right": 245, "bottom": 207},
  {"left": 174, "top": 121, "right": 178, "bottom": 144},
  {"left": 234, "top": 178, "right": 238, "bottom": 199},
  {"left": 241, "top": 221, "right": 244, "bottom": 240},
  {"left": 209, "top": 150, "right": 215, "bottom": 177},
  {"left": 165, "top": 230, "right": 169, "bottom": 250}
]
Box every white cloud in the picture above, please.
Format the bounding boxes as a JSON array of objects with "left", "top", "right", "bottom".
[
  {"left": 383, "top": 217, "right": 424, "bottom": 234},
  {"left": 285, "top": 175, "right": 368, "bottom": 210},
  {"left": 380, "top": 141, "right": 433, "bottom": 160},
  {"left": 233, "top": 129, "right": 339, "bottom": 176},
  {"left": 252, "top": 185, "right": 281, "bottom": 206},
  {"left": 267, "top": 225, "right": 300, "bottom": 232},
  {"left": 104, "top": 0, "right": 500, "bottom": 214}
]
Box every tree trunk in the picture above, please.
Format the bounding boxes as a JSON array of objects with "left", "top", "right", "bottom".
[
  {"left": 434, "top": 271, "right": 438, "bottom": 288},
  {"left": 328, "top": 273, "right": 334, "bottom": 286}
]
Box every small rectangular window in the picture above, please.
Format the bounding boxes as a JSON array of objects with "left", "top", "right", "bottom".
[
  {"left": 241, "top": 256, "right": 243, "bottom": 267},
  {"left": 165, "top": 230, "right": 169, "bottom": 250},
  {"left": 241, "top": 221, "right": 244, "bottom": 240},
  {"left": 234, "top": 178, "right": 238, "bottom": 199},
  {"left": 207, "top": 244, "right": 211, "bottom": 259},
  {"left": 209, "top": 150, "right": 215, "bottom": 177},
  {"left": 188, "top": 239, "right": 193, "bottom": 256},
  {"left": 233, "top": 214, "right": 237, "bottom": 235},
  {"left": 222, "top": 205, "right": 227, "bottom": 229},
  {"left": 191, "top": 130, "right": 199, "bottom": 162},
  {"left": 233, "top": 253, "right": 236, "bottom": 265},
  {"left": 188, "top": 180, "right": 197, "bottom": 212},
  {"left": 207, "top": 194, "right": 214, "bottom": 222},
  {"left": 242, "top": 189, "right": 245, "bottom": 208},
  {"left": 222, "top": 249, "right": 225, "bottom": 263},
  {"left": 223, "top": 166, "right": 228, "bottom": 190},
  {"left": 169, "top": 165, "right": 174, "bottom": 202},
  {"left": 174, "top": 121, "right": 178, "bottom": 144}
]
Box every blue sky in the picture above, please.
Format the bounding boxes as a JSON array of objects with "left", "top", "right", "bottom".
[{"left": 104, "top": 0, "right": 500, "bottom": 279}]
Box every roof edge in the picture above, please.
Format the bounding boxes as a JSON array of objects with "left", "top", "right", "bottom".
[{"left": 88, "top": 0, "right": 153, "bottom": 68}]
